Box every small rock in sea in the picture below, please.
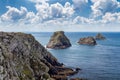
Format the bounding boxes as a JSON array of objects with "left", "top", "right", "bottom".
[
  {"left": 95, "top": 33, "right": 106, "bottom": 40},
  {"left": 76, "top": 68, "right": 81, "bottom": 71},
  {"left": 78, "top": 37, "right": 97, "bottom": 45},
  {"left": 47, "top": 31, "right": 71, "bottom": 49}
]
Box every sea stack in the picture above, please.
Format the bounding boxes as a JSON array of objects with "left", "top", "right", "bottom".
[
  {"left": 95, "top": 33, "right": 106, "bottom": 40},
  {"left": 78, "top": 37, "right": 97, "bottom": 45},
  {"left": 47, "top": 31, "right": 71, "bottom": 49},
  {"left": 0, "top": 32, "right": 78, "bottom": 80}
]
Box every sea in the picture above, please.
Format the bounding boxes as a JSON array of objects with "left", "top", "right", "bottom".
[{"left": 30, "top": 32, "right": 120, "bottom": 80}]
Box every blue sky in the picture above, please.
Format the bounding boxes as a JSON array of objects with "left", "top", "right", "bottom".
[{"left": 0, "top": 0, "right": 120, "bottom": 32}]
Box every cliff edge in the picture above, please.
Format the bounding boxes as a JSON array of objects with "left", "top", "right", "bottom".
[{"left": 0, "top": 32, "right": 77, "bottom": 80}]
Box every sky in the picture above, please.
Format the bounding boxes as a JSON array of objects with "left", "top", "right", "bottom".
[{"left": 0, "top": 0, "right": 120, "bottom": 32}]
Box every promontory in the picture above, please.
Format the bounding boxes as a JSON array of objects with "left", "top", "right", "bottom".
[{"left": 0, "top": 32, "right": 78, "bottom": 80}]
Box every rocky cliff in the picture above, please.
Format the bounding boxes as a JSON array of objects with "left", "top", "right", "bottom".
[
  {"left": 0, "top": 32, "right": 77, "bottom": 80},
  {"left": 47, "top": 31, "right": 71, "bottom": 49}
]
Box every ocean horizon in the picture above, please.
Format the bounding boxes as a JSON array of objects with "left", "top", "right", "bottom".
[
  {"left": 30, "top": 32, "right": 120, "bottom": 80},
  {"left": 1, "top": 0, "right": 120, "bottom": 79}
]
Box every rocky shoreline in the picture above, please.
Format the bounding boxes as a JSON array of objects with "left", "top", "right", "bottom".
[{"left": 0, "top": 32, "right": 79, "bottom": 80}]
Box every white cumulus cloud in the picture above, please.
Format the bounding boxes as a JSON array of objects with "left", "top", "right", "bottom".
[
  {"left": 1, "top": 6, "right": 28, "bottom": 22},
  {"left": 0, "top": 1, "right": 74, "bottom": 24},
  {"left": 35, "top": 2, "right": 50, "bottom": 21},
  {"left": 49, "top": 2, "right": 74, "bottom": 18},
  {"left": 49, "top": 2, "right": 63, "bottom": 18},
  {"left": 73, "top": 16, "right": 95, "bottom": 24},
  {"left": 91, "top": 0, "right": 120, "bottom": 18},
  {"left": 100, "top": 12, "right": 120, "bottom": 23},
  {"left": 35, "top": 2, "right": 74, "bottom": 20},
  {"left": 63, "top": 2, "right": 74, "bottom": 17},
  {"left": 1, "top": 0, "right": 120, "bottom": 26}
]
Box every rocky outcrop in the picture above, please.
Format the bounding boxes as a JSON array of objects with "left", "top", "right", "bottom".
[
  {"left": 0, "top": 32, "right": 78, "bottom": 80},
  {"left": 78, "top": 37, "right": 97, "bottom": 45},
  {"left": 47, "top": 31, "right": 71, "bottom": 49},
  {"left": 95, "top": 33, "right": 106, "bottom": 40}
]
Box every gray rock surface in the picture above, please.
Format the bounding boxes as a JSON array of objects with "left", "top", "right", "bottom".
[
  {"left": 95, "top": 33, "right": 106, "bottom": 40},
  {"left": 0, "top": 32, "right": 77, "bottom": 80},
  {"left": 47, "top": 31, "right": 71, "bottom": 49},
  {"left": 78, "top": 37, "right": 97, "bottom": 45}
]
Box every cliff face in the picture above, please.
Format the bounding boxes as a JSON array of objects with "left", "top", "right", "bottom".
[
  {"left": 0, "top": 32, "right": 77, "bottom": 80},
  {"left": 47, "top": 31, "right": 71, "bottom": 49}
]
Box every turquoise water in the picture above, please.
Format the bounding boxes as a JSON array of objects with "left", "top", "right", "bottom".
[{"left": 31, "top": 32, "right": 120, "bottom": 80}]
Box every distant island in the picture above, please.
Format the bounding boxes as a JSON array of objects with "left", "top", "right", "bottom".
[
  {"left": 95, "top": 33, "right": 106, "bottom": 40},
  {"left": 78, "top": 37, "right": 97, "bottom": 46},
  {"left": 47, "top": 31, "right": 71, "bottom": 49}
]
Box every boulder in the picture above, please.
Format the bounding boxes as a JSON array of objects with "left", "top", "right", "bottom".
[
  {"left": 47, "top": 31, "right": 71, "bottom": 49},
  {"left": 78, "top": 37, "right": 97, "bottom": 45},
  {"left": 95, "top": 33, "right": 106, "bottom": 40},
  {"left": 0, "top": 32, "right": 78, "bottom": 80}
]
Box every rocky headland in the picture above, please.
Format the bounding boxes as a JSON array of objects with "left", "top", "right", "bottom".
[
  {"left": 0, "top": 32, "right": 78, "bottom": 80},
  {"left": 78, "top": 37, "right": 97, "bottom": 46},
  {"left": 47, "top": 31, "right": 71, "bottom": 49},
  {"left": 95, "top": 33, "right": 106, "bottom": 40}
]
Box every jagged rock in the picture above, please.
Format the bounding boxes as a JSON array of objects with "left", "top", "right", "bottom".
[
  {"left": 95, "top": 33, "right": 106, "bottom": 40},
  {"left": 78, "top": 37, "right": 97, "bottom": 45},
  {"left": 47, "top": 31, "right": 71, "bottom": 49},
  {"left": 0, "top": 32, "right": 78, "bottom": 80}
]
